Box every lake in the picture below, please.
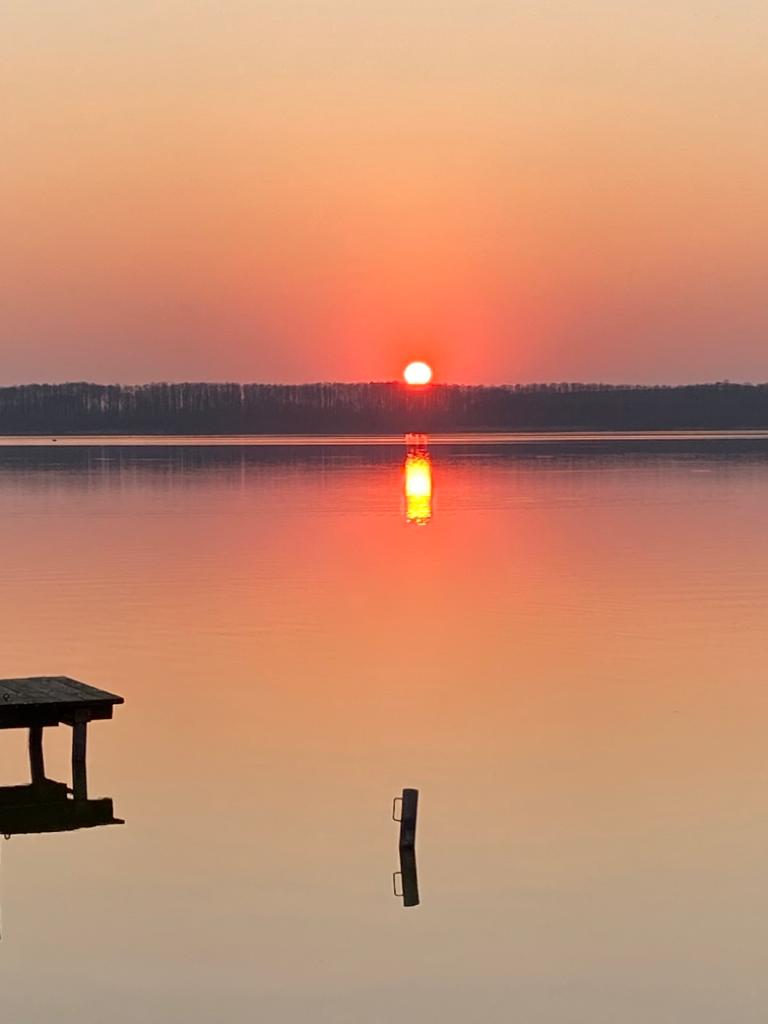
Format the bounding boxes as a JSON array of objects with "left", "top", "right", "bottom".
[{"left": 1, "top": 435, "right": 768, "bottom": 1022}]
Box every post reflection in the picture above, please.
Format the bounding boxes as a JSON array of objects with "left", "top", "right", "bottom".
[
  {"left": 404, "top": 433, "right": 433, "bottom": 526},
  {"left": 392, "top": 845, "right": 420, "bottom": 907}
]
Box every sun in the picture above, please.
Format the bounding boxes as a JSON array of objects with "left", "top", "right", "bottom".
[{"left": 403, "top": 361, "right": 433, "bottom": 386}]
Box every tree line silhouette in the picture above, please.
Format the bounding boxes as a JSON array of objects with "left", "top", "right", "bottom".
[{"left": 1, "top": 381, "right": 767, "bottom": 433}]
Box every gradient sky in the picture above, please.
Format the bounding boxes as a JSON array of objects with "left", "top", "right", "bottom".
[{"left": 2, "top": 1, "right": 767, "bottom": 384}]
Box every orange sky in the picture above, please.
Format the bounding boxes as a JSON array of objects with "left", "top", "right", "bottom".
[{"left": 2, "top": 1, "right": 767, "bottom": 384}]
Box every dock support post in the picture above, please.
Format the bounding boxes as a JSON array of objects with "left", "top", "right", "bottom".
[
  {"left": 29, "top": 725, "right": 45, "bottom": 786},
  {"left": 72, "top": 720, "right": 88, "bottom": 801}
]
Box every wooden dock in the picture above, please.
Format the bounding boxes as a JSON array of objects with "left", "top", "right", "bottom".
[{"left": 0, "top": 677, "right": 123, "bottom": 802}]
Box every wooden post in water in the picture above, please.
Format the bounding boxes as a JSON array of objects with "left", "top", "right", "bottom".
[
  {"left": 393, "top": 788, "right": 419, "bottom": 848},
  {"left": 392, "top": 788, "right": 420, "bottom": 907}
]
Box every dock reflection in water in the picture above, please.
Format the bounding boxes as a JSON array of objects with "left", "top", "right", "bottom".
[
  {"left": 0, "top": 783, "right": 122, "bottom": 941},
  {"left": 404, "top": 434, "right": 433, "bottom": 525},
  {"left": 0, "top": 783, "right": 123, "bottom": 838}
]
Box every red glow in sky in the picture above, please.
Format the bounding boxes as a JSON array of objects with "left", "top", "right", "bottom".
[{"left": 4, "top": 4, "right": 768, "bottom": 385}]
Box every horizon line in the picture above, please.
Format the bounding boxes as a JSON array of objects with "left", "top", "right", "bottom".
[{"left": 2, "top": 379, "right": 767, "bottom": 390}]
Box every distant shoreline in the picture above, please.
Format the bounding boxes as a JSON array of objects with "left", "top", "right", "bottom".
[
  {"left": 3, "top": 382, "right": 768, "bottom": 434},
  {"left": 4, "top": 430, "right": 768, "bottom": 448}
]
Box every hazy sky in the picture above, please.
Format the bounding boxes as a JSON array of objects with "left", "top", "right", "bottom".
[{"left": 2, "top": 1, "right": 766, "bottom": 384}]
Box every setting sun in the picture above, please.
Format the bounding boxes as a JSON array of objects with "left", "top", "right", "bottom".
[{"left": 403, "top": 361, "right": 433, "bottom": 386}]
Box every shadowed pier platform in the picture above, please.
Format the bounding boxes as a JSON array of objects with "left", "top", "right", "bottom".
[{"left": 0, "top": 677, "right": 123, "bottom": 802}]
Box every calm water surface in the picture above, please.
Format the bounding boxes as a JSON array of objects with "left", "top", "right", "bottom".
[{"left": 2, "top": 437, "right": 768, "bottom": 1022}]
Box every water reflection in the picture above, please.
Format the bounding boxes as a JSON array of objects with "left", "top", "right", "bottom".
[
  {"left": 5, "top": 442, "right": 768, "bottom": 1016},
  {"left": 404, "top": 434, "right": 433, "bottom": 525},
  {"left": 393, "top": 846, "right": 420, "bottom": 908},
  {"left": 0, "top": 781, "right": 122, "bottom": 941},
  {"left": 0, "top": 782, "right": 122, "bottom": 837},
  {"left": 0, "top": 706, "right": 123, "bottom": 940}
]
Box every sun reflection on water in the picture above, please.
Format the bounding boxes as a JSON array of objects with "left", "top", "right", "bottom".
[{"left": 404, "top": 434, "right": 432, "bottom": 526}]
